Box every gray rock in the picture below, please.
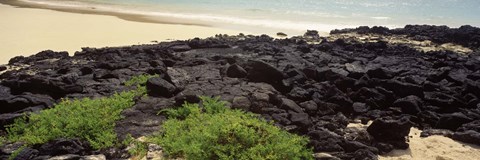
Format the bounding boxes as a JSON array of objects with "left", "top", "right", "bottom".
[
  {"left": 80, "top": 154, "right": 106, "bottom": 160},
  {"left": 232, "top": 96, "right": 251, "bottom": 111},
  {"left": 280, "top": 98, "right": 303, "bottom": 113},
  {"left": 394, "top": 95, "right": 423, "bottom": 114},
  {"left": 146, "top": 77, "right": 178, "bottom": 98},
  {"left": 48, "top": 154, "right": 80, "bottom": 160},
  {"left": 226, "top": 64, "right": 247, "bottom": 78}
]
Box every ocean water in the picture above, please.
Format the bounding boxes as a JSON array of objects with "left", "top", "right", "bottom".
[{"left": 24, "top": 0, "right": 480, "bottom": 34}]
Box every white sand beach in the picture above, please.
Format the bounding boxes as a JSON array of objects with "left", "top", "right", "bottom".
[{"left": 0, "top": 3, "right": 246, "bottom": 64}]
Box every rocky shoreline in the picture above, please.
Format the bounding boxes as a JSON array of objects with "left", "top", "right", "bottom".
[{"left": 1, "top": 25, "right": 480, "bottom": 159}]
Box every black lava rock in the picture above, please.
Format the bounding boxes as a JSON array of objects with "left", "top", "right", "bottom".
[
  {"left": 367, "top": 116, "right": 412, "bottom": 149},
  {"left": 226, "top": 64, "right": 247, "bottom": 78},
  {"left": 244, "top": 60, "right": 284, "bottom": 84},
  {"left": 393, "top": 95, "right": 423, "bottom": 114},
  {"left": 146, "top": 77, "right": 179, "bottom": 98},
  {"left": 435, "top": 112, "right": 473, "bottom": 131}
]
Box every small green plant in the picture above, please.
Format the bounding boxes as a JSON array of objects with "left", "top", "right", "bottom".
[
  {"left": 5, "top": 74, "right": 152, "bottom": 150},
  {"left": 150, "top": 96, "right": 313, "bottom": 160},
  {"left": 125, "top": 74, "right": 159, "bottom": 96},
  {"left": 124, "top": 74, "right": 159, "bottom": 87},
  {"left": 122, "top": 134, "right": 148, "bottom": 160},
  {"left": 8, "top": 145, "right": 25, "bottom": 160},
  {"left": 0, "top": 136, "right": 5, "bottom": 146},
  {"left": 159, "top": 96, "right": 226, "bottom": 119}
]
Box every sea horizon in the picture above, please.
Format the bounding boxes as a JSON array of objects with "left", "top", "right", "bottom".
[{"left": 5, "top": 0, "right": 480, "bottom": 35}]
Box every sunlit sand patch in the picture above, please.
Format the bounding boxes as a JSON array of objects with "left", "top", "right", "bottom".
[{"left": 346, "top": 122, "right": 480, "bottom": 160}]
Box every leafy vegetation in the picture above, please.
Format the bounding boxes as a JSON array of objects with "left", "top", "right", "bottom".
[
  {"left": 150, "top": 96, "right": 313, "bottom": 160},
  {"left": 6, "top": 91, "right": 136, "bottom": 149},
  {"left": 125, "top": 74, "right": 159, "bottom": 96},
  {"left": 122, "top": 134, "right": 148, "bottom": 160},
  {"left": 0, "top": 136, "right": 5, "bottom": 146},
  {"left": 5, "top": 74, "right": 154, "bottom": 150},
  {"left": 8, "top": 146, "right": 25, "bottom": 160}
]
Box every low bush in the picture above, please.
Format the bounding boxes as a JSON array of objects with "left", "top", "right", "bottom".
[
  {"left": 124, "top": 74, "right": 159, "bottom": 96},
  {"left": 150, "top": 97, "right": 313, "bottom": 160},
  {"left": 5, "top": 74, "right": 154, "bottom": 150},
  {"left": 122, "top": 134, "right": 148, "bottom": 160},
  {"left": 6, "top": 91, "right": 137, "bottom": 149}
]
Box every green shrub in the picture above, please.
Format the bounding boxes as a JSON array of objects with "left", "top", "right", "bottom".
[
  {"left": 8, "top": 146, "right": 25, "bottom": 160},
  {"left": 0, "top": 136, "right": 5, "bottom": 146},
  {"left": 124, "top": 74, "right": 159, "bottom": 87},
  {"left": 6, "top": 91, "right": 136, "bottom": 149},
  {"left": 122, "top": 134, "right": 148, "bottom": 160},
  {"left": 150, "top": 97, "right": 313, "bottom": 160},
  {"left": 5, "top": 74, "right": 152, "bottom": 150},
  {"left": 125, "top": 74, "right": 158, "bottom": 96}
]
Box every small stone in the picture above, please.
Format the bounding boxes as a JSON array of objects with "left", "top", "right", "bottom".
[
  {"left": 313, "top": 152, "right": 340, "bottom": 160},
  {"left": 276, "top": 32, "right": 288, "bottom": 37},
  {"left": 80, "top": 154, "right": 106, "bottom": 160},
  {"left": 352, "top": 102, "right": 369, "bottom": 113},
  {"left": 48, "top": 154, "right": 81, "bottom": 160},
  {"left": 146, "top": 144, "right": 163, "bottom": 160}
]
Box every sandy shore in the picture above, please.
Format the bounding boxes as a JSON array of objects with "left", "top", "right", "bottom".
[
  {"left": 0, "top": 3, "right": 246, "bottom": 64},
  {"left": 347, "top": 123, "right": 480, "bottom": 160},
  {"left": 380, "top": 128, "right": 480, "bottom": 160}
]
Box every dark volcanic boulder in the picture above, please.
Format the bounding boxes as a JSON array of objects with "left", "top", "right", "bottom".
[
  {"left": 0, "top": 93, "right": 53, "bottom": 114},
  {"left": 146, "top": 77, "right": 179, "bottom": 98},
  {"left": 0, "top": 65, "right": 6, "bottom": 72},
  {"left": 280, "top": 98, "right": 304, "bottom": 113},
  {"left": 367, "top": 116, "right": 412, "bottom": 149},
  {"left": 11, "top": 147, "right": 39, "bottom": 160},
  {"left": 393, "top": 95, "right": 423, "bottom": 114},
  {"left": 0, "top": 113, "right": 23, "bottom": 129},
  {"left": 8, "top": 50, "right": 69, "bottom": 65},
  {"left": 435, "top": 112, "right": 473, "bottom": 130},
  {"left": 308, "top": 129, "right": 344, "bottom": 152},
  {"left": 452, "top": 120, "right": 480, "bottom": 145},
  {"left": 2, "top": 76, "right": 83, "bottom": 99},
  {"left": 289, "top": 112, "right": 311, "bottom": 129},
  {"left": 38, "top": 139, "right": 91, "bottom": 156},
  {"left": 244, "top": 60, "right": 284, "bottom": 83},
  {"left": 226, "top": 64, "right": 247, "bottom": 78},
  {"left": 381, "top": 80, "right": 424, "bottom": 98},
  {"left": 453, "top": 130, "right": 480, "bottom": 145},
  {"left": 424, "top": 92, "right": 465, "bottom": 113},
  {"left": 367, "top": 68, "right": 394, "bottom": 79}
]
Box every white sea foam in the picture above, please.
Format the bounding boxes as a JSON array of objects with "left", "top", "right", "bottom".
[{"left": 371, "top": 17, "right": 391, "bottom": 20}]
